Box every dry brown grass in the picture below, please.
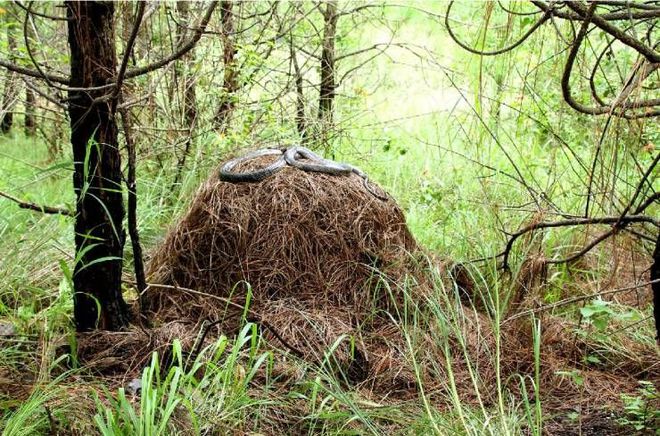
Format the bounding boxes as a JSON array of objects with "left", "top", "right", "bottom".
[
  {"left": 145, "top": 154, "right": 421, "bottom": 317},
  {"left": 138, "top": 153, "right": 446, "bottom": 390}
]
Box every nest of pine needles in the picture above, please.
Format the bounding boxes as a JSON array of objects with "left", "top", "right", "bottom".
[
  {"left": 145, "top": 153, "right": 421, "bottom": 316},
  {"left": 140, "top": 152, "right": 445, "bottom": 391}
]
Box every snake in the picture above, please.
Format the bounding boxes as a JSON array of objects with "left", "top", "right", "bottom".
[
  {"left": 283, "top": 146, "right": 352, "bottom": 175},
  {"left": 219, "top": 146, "right": 388, "bottom": 201},
  {"left": 218, "top": 148, "right": 287, "bottom": 182}
]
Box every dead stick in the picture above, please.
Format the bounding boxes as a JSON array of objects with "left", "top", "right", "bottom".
[
  {"left": 0, "top": 190, "right": 72, "bottom": 216},
  {"left": 503, "top": 278, "right": 660, "bottom": 324}
]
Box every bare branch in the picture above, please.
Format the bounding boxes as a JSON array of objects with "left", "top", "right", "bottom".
[
  {"left": 500, "top": 214, "right": 659, "bottom": 270},
  {"left": 0, "top": 58, "right": 69, "bottom": 85},
  {"left": 14, "top": 1, "right": 71, "bottom": 21},
  {"left": 0, "top": 190, "right": 73, "bottom": 216},
  {"left": 445, "top": 0, "right": 551, "bottom": 57},
  {"left": 123, "top": 1, "right": 218, "bottom": 80},
  {"left": 565, "top": 1, "right": 660, "bottom": 63},
  {"left": 503, "top": 278, "right": 660, "bottom": 324},
  {"left": 531, "top": 0, "right": 660, "bottom": 21},
  {"left": 111, "top": 1, "right": 145, "bottom": 109}
]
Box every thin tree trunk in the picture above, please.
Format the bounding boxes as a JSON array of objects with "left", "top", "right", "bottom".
[
  {"left": 177, "top": 0, "right": 197, "bottom": 127},
  {"left": 214, "top": 0, "right": 238, "bottom": 132},
  {"left": 23, "top": 12, "right": 35, "bottom": 136},
  {"left": 173, "top": 0, "right": 197, "bottom": 188},
  {"left": 291, "top": 39, "right": 307, "bottom": 142},
  {"left": 66, "top": 1, "right": 129, "bottom": 332},
  {"left": 24, "top": 87, "right": 35, "bottom": 136},
  {"left": 318, "top": 0, "right": 338, "bottom": 134},
  {"left": 120, "top": 107, "right": 147, "bottom": 322},
  {"left": 1, "top": 17, "right": 17, "bottom": 134},
  {"left": 652, "top": 232, "right": 659, "bottom": 342}
]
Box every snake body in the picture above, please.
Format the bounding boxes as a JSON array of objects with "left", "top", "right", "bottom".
[
  {"left": 219, "top": 146, "right": 388, "bottom": 201},
  {"left": 283, "top": 147, "right": 352, "bottom": 175},
  {"left": 219, "top": 148, "right": 286, "bottom": 182}
]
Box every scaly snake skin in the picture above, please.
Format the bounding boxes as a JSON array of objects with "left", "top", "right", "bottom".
[{"left": 219, "top": 146, "right": 388, "bottom": 201}]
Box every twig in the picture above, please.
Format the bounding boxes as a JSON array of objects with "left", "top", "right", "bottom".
[
  {"left": 532, "top": 0, "right": 660, "bottom": 22},
  {"left": 123, "top": 1, "right": 218, "bottom": 80},
  {"left": 565, "top": 1, "right": 660, "bottom": 63},
  {"left": 445, "top": 1, "right": 551, "bottom": 56},
  {"left": 503, "top": 278, "right": 660, "bottom": 324},
  {"left": 0, "top": 59, "right": 69, "bottom": 86},
  {"left": 500, "top": 214, "right": 659, "bottom": 270},
  {"left": 621, "top": 152, "right": 660, "bottom": 218},
  {"left": 635, "top": 192, "right": 660, "bottom": 215},
  {"left": 111, "top": 1, "right": 146, "bottom": 110},
  {"left": 0, "top": 190, "right": 72, "bottom": 216},
  {"left": 21, "top": 78, "right": 67, "bottom": 109},
  {"left": 14, "top": 1, "right": 71, "bottom": 21},
  {"left": 545, "top": 228, "right": 616, "bottom": 265}
]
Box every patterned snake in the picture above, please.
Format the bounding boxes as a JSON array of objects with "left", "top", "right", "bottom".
[{"left": 219, "top": 146, "right": 388, "bottom": 201}]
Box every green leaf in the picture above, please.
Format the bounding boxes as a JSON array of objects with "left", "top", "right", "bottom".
[
  {"left": 580, "top": 306, "right": 596, "bottom": 318},
  {"left": 586, "top": 355, "right": 602, "bottom": 364},
  {"left": 592, "top": 317, "right": 608, "bottom": 331}
]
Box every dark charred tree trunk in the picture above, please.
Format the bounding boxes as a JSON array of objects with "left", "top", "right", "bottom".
[
  {"left": 214, "top": 0, "right": 238, "bottom": 132},
  {"left": 318, "top": 1, "right": 338, "bottom": 131},
  {"left": 66, "top": 1, "right": 129, "bottom": 331},
  {"left": 1, "top": 17, "right": 17, "bottom": 134}
]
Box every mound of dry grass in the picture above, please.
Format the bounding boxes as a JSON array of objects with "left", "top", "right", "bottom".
[
  {"left": 140, "top": 153, "right": 443, "bottom": 387},
  {"left": 145, "top": 153, "right": 421, "bottom": 318}
]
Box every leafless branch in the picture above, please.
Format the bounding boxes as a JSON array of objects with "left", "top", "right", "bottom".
[
  {"left": 0, "top": 190, "right": 73, "bottom": 216},
  {"left": 123, "top": 1, "right": 218, "bottom": 80}
]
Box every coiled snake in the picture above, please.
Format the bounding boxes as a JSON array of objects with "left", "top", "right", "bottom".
[{"left": 219, "top": 146, "right": 388, "bottom": 201}]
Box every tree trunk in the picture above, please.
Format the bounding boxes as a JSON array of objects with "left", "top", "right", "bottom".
[
  {"left": 291, "top": 41, "right": 307, "bottom": 142},
  {"left": 120, "top": 108, "right": 147, "bottom": 322},
  {"left": 214, "top": 0, "right": 238, "bottom": 132},
  {"left": 1, "top": 16, "right": 17, "bottom": 134},
  {"left": 318, "top": 1, "right": 338, "bottom": 128},
  {"left": 177, "top": 0, "right": 197, "bottom": 128},
  {"left": 24, "top": 89, "right": 36, "bottom": 136},
  {"left": 173, "top": 0, "right": 197, "bottom": 188},
  {"left": 23, "top": 14, "right": 36, "bottom": 136},
  {"left": 652, "top": 231, "right": 660, "bottom": 342},
  {"left": 66, "top": 1, "right": 129, "bottom": 331}
]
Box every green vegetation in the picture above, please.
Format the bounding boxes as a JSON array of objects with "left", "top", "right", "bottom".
[{"left": 0, "top": 1, "right": 658, "bottom": 434}]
